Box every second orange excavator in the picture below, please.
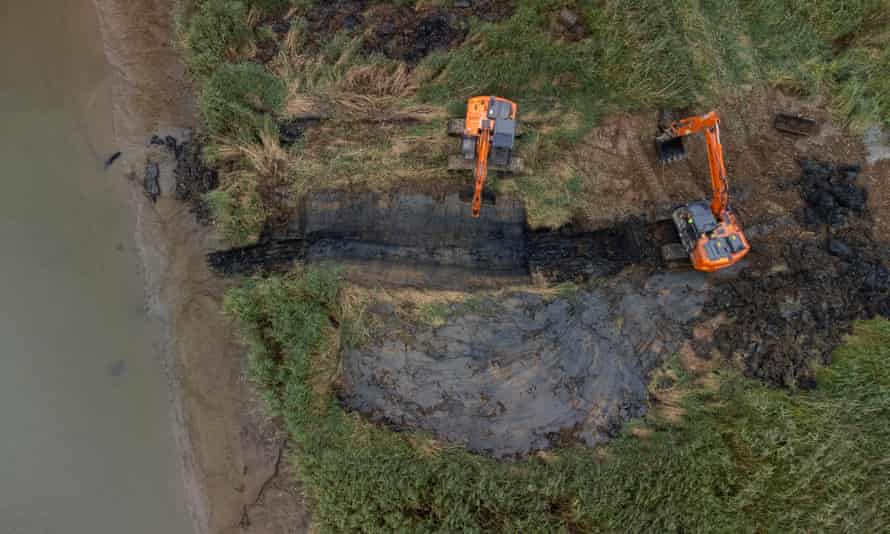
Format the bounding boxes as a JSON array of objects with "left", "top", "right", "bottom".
[
  {"left": 655, "top": 111, "right": 750, "bottom": 271},
  {"left": 448, "top": 96, "right": 520, "bottom": 217}
]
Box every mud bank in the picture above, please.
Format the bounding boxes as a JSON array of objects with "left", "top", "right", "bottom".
[
  {"left": 92, "top": 1, "right": 308, "bottom": 533},
  {"left": 343, "top": 271, "right": 709, "bottom": 456}
]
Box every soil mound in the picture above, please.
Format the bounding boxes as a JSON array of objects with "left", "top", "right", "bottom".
[
  {"left": 207, "top": 192, "right": 661, "bottom": 282},
  {"left": 707, "top": 161, "right": 889, "bottom": 387}
]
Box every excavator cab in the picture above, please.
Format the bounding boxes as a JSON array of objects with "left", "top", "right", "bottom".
[{"left": 656, "top": 111, "right": 750, "bottom": 272}]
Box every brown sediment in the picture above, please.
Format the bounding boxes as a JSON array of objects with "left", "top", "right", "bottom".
[{"left": 91, "top": 1, "right": 309, "bottom": 533}]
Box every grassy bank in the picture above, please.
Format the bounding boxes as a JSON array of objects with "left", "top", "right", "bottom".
[
  {"left": 178, "top": 0, "right": 890, "bottom": 240},
  {"left": 226, "top": 269, "right": 890, "bottom": 533}
]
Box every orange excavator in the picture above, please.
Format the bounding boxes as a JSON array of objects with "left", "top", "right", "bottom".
[
  {"left": 453, "top": 96, "right": 518, "bottom": 217},
  {"left": 655, "top": 111, "right": 750, "bottom": 271}
]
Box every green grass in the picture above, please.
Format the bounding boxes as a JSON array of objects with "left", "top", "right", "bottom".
[
  {"left": 199, "top": 61, "right": 286, "bottom": 137},
  {"left": 183, "top": 0, "right": 250, "bottom": 78},
  {"left": 227, "top": 269, "right": 890, "bottom": 533},
  {"left": 416, "top": 0, "right": 890, "bottom": 128}
]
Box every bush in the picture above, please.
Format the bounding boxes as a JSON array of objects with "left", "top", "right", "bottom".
[
  {"left": 185, "top": 0, "right": 250, "bottom": 78},
  {"left": 227, "top": 267, "right": 890, "bottom": 533},
  {"left": 199, "top": 62, "right": 286, "bottom": 137},
  {"left": 203, "top": 184, "right": 267, "bottom": 245}
]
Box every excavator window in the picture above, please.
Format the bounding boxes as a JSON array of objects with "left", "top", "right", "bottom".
[{"left": 687, "top": 202, "right": 718, "bottom": 234}]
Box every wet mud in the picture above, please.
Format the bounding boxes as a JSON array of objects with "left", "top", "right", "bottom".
[{"left": 342, "top": 271, "right": 709, "bottom": 457}]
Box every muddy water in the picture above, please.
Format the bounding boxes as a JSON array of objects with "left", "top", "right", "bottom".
[{"left": 0, "top": 2, "right": 191, "bottom": 533}]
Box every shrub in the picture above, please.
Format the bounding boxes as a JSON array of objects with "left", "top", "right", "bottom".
[
  {"left": 199, "top": 62, "right": 286, "bottom": 137},
  {"left": 185, "top": 0, "right": 250, "bottom": 78},
  {"left": 203, "top": 184, "right": 267, "bottom": 245}
]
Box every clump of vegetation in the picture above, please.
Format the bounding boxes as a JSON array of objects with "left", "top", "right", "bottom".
[
  {"left": 227, "top": 269, "right": 890, "bottom": 532},
  {"left": 199, "top": 61, "right": 286, "bottom": 137},
  {"left": 202, "top": 120, "right": 301, "bottom": 245},
  {"left": 183, "top": 0, "right": 251, "bottom": 78}
]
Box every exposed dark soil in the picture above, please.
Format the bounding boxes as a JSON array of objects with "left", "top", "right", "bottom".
[
  {"left": 151, "top": 134, "right": 218, "bottom": 223},
  {"left": 363, "top": 5, "right": 466, "bottom": 64},
  {"left": 705, "top": 161, "right": 889, "bottom": 387},
  {"left": 342, "top": 271, "right": 709, "bottom": 457},
  {"left": 298, "top": 0, "right": 513, "bottom": 64}
]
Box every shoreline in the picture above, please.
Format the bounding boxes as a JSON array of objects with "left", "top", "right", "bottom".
[{"left": 91, "top": 1, "right": 308, "bottom": 533}]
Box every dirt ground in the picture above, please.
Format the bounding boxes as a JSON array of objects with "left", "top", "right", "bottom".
[
  {"left": 561, "top": 87, "right": 867, "bottom": 233},
  {"left": 207, "top": 87, "right": 889, "bottom": 452}
]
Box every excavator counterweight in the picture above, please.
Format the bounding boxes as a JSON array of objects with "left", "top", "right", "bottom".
[{"left": 655, "top": 111, "right": 750, "bottom": 272}]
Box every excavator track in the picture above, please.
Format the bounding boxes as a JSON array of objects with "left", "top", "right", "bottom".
[
  {"left": 652, "top": 204, "right": 692, "bottom": 269},
  {"left": 447, "top": 155, "right": 525, "bottom": 173}
]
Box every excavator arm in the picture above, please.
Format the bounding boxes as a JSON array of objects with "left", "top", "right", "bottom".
[
  {"left": 658, "top": 111, "right": 729, "bottom": 219},
  {"left": 472, "top": 127, "right": 491, "bottom": 217}
]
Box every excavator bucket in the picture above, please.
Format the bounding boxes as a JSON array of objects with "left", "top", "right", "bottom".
[{"left": 655, "top": 135, "right": 686, "bottom": 162}]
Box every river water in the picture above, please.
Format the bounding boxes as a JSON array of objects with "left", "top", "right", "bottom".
[{"left": 0, "top": 2, "right": 192, "bottom": 533}]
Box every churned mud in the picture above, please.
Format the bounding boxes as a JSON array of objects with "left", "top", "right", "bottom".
[
  {"left": 202, "top": 119, "right": 889, "bottom": 458},
  {"left": 342, "top": 271, "right": 708, "bottom": 457}
]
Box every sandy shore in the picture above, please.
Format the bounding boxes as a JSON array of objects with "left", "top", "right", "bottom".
[{"left": 91, "top": 1, "right": 309, "bottom": 532}]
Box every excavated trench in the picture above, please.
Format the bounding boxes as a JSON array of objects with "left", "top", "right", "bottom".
[
  {"left": 208, "top": 191, "right": 660, "bottom": 285},
  {"left": 202, "top": 161, "right": 888, "bottom": 456}
]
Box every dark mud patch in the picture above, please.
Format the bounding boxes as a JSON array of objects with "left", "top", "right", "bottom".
[
  {"left": 363, "top": 6, "right": 466, "bottom": 63},
  {"left": 300, "top": 0, "right": 512, "bottom": 63},
  {"left": 706, "top": 161, "right": 889, "bottom": 387},
  {"left": 342, "top": 271, "right": 709, "bottom": 457},
  {"left": 151, "top": 135, "right": 218, "bottom": 223},
  {"left": 303, "top": 0, "right": 367, "bottom": 37}
]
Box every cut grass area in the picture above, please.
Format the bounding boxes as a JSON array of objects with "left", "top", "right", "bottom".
[
  {"left": 227, "top": 269, "right": 890, "bottom": 533},
  {"left": 294, "top": 120, "right": 453, "bottom": 191}
]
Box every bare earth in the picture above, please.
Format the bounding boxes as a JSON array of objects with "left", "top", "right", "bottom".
[{"left": 91, "top": 1, "right": 310, "bottom": 533}]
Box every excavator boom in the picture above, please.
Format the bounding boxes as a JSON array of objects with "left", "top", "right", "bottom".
[{"left": 472, "top": 128, "right": 491, "bottom": 217}]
